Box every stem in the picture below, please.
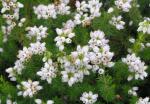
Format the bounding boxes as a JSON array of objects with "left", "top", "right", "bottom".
[{"left": 132, "top": 33, "right": 146, "bottom": 54}]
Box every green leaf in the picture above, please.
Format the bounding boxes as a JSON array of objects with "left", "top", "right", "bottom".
[{"left": 97, "top": 75, "right": 116, "bottom": 102}]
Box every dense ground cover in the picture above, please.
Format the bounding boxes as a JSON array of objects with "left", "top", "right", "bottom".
[{"left": 0, "top": 0, "right": 150, "bottom": 104}]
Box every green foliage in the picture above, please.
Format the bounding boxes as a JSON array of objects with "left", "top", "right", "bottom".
[
  {"left": 73, "top": 26, "right": 90, "bottom": 46},
  {"left": 0, "top": 76, "right": 17, "bottom": 100},
  {"left": 112, "top": 62, "right": 129, "bottom": 83},
  {"left": 138, "top": 48, "right": 150, "bottom": 61},
  {"left": 0, "top": 0, "right": 150, "bottom": 104},
  {"left": 97, "top": 75, "right": 116, "bottom": 102}
]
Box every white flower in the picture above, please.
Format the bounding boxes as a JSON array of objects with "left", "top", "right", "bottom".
[
  {"left": 0, "top": 48, "right": 3, "bottom": 53},
  {"left": 61, "top": 68, "right": 80, "bottom": 86},
  {"left": 136, "top": 97, "right": 150, "bottom": 104},
  {"left": 6, "top": 68, "right": 17, "bottom": 81},
  {"left": 47, "top": 4, "right": 57, "bottom": 19},
  {"left": 107, "top": 7, "right": 114, "bottom": 13},
  {"left": 80, "top": 91, "right": 98, "bottom": 104},
  {"left": 129, "top": 21, "right": 133, "bottom": 26},
  {"left": 26, "top": 26, "right": 48, "bottom": 41},
  {"left": 137, "top": 17, "right": 150, "bottom": 34},
  {"left": 18, "top": 42, "right": 46, "bottom": 62},
  {"left": 17, "top": 80, "right": 43, "bottom": 98},
  {"left": 109, "top": 15, "right": 125, "bottom": 30},
  {"left": 88, "top": 30, "right": 114, "bottom": 68},
  {"left": 55, "top": 27, "right": 75, "bottom": 51},
  {"left": 18, "top": 18, "right": 26, "bottom": 27},
  {"left": 35, "top": 99, "right": 54, "bottom": 104},
  {"left": 115, "top": 0, "right": 132, "bottom": 12},
  {"left": 60, "top": 45, "right": 92, "bottom": 86},
  {"left": 29, "top": 42, "right": 46, "bottom": 54},
  {"left": 128, "top": 86, "right": 138, "bottom": 96},
  {"left": 35, "top": 99, "right": 42, "bottom": 104},
  {"left": 63, "top": 20, "right": 75, "bottom": 29},
  {"left": 129, "top": 38, "right": 135, "bottom": 43},
  {"left": 146, "top": 43, "right": 150, "bottom": 47},
  {"left": 33, "top": 4, "right": 57, "bottom": 19},
  {"left": 33, "top": 1, "right": 70, "bottom": 19},
  {"left": 88, "top": 0, "right": 102, "bottom": 17},
  {"left": 17, "top": 47, "right": 32, "bottom": 62},
  {"left": 74, "top": 0, "right": 102, "bottom": 26},
  {"left": 56, "top": 3, "right": 70, "bottom": 15},
  {"left": 47, "top": 100, "right": 54, "bottom": 104},
  {"left": 98, "top": 68, "right": 105, "bottom": 74},
  {"left": 0, "top": 0, "right": 24, "bottom": 41},
  {"left": 37, "top": 59, "right": 57, "bottom": 84},
  {"left": 6, "top": 42, "right": 46, "bottom": 81},
  {"left": 122, "top": 53, "right": 148, "bottom": 80}
]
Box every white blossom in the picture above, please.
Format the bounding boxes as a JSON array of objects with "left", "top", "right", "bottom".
[
  {"left": 54, "top": 27, "right": 75, "bottom": 51},
  {"left": 115, "top": 0, "right": 132, "bottom": 12},
  {"left": 88, "top": 30, "right": 114, "bottom": 70},
  {"left": 80, "top": 91, "right": 98, "bottom": 104},
  {"left": 6, "top": 42, "right": 46, "bottom": 81},
  {"left": 107, "top": 7, "right": 114, "bottom": 13},
  {"left": 1, "top": 0, "right": 25, "bottom": 41},
  {"left": 122, "top": 53, "right": 148, "bottom": 80},
  {"left": 129, "top": 38, "right": 135, "bottom": 43},
  {"left": 60, "top": 45, "right": 91, "bottom": 86},
  {"left": 33, "top": 1, "right": 70, "bottom": 19},
  {"left": 136, "top": 97, "right": 150, "bottom": 104},
  {"left": 59, "top": 30, "right": 114, "bottom": 86},
  {"left": 129, "top": 21, "right": 133, "bottom": 26},
  {"left": 146, "top": 43, "right": 150, "bottom": 47},
  {"left": 17, "top": 80, "right": 42, "bottom": 98},
  {"left": 0, "top": 48, "right": 3, "bottom": 53},
  {"left": 37, "top": 59, "right": 57, "bottom": 84},
  {"left": 74, "top": 0, "right": 102, "bottom": 26},
  {"left": 128, "top": 86, "right": 138, "bottom": 96},
  {"left": 109, "top": 15, "right": 125, "bottom": 30},
  {"left": 35, "top": 99, "right": 54, "bottom": 104},
  {"left": 137, "top": 17, "right": 150, "bottom": 34},
  {"left": 26, "top": 26, "right": 48, "bottom": 41}
]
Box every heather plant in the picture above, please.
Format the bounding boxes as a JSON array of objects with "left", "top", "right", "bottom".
[{"left": 0, "top": 0, "right": 150, "bottom": 104}]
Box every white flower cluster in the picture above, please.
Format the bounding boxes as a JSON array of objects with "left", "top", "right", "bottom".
[
  {"left": 60, "top": 45, "right": 91, "bottom": 86},
  {"left": 59, "top": 30, "right": 114, "bottom": 86},
  {"left": 18, "top": 42, "right": 46, "bottom": 61},
  {"left": 54, "top": 20, "right": 75, "bottom": 51},
  {"left": 17, "top": 80, "right": 42, "bottom": 98},
  {"left": 26, "top": 26, "right": 48, "bottom": 41},
  {"left": 33, "top": 0, "right": 70, "bottom": 19},
  {"left": 80, "top": 91, "right": 98, "bottom": 104},
  {"left": 128, "top": 86, "right": 138, "bottom": 96},
  {"left": 136, "top": 97, "right": 150, "bottom": 104},
  {"left": 54, "top": 0, "right": 103, "bottom": 51},
  {"left": 0, "top": 48, "right": 3, "bottom": 53},
  {"left": 35, "top": 99, "right": 54, "bottom": 104},
  {"left": 88, "top": 30, "right": 114, "bottom": 71},
  {"left": 74, "top": 0, "right": 102, "bottom": 26},
  {"left": 146, "top": 43, "right": 150, "bottom": 47},
  {"left": 6, "top": 42, "right": 46, "bottom": 81},
  {"left": 1, "top": 0, "right": 25, "bottom": 42},
  {"left": 109, "top": 15, "right": 125, "bottom": 30},
  {"left": 37, "top": 59, "right": 57, "bottom": 84},
  {"left": 137, "top": 17, "right": 150, "bottom": 34},
  {"left": 115, "top": 0, "right": 132, "bottom": 12},
  {"left": 122, "top": 53, "right": 148, "bottom": 81}
]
